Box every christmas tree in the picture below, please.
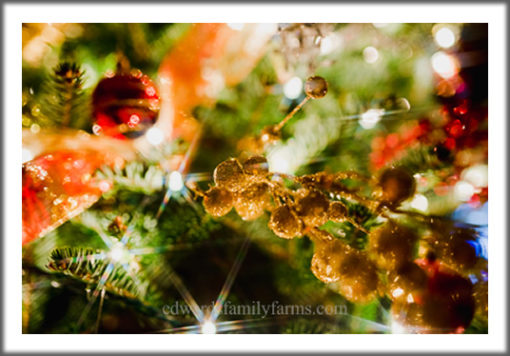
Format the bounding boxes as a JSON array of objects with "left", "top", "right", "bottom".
[{"left": 22, "top": 23, "right": 488, "bottom": 334}]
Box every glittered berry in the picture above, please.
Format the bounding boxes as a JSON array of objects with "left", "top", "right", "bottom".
[
  {"left": 435, "top": 228, "right": 479, "bottom": 272},
  {"left": 337, "top": 250, "right": 380, "bottom": 303},
  {"left": 311, "top": 239, "right": 348, "bottom": 283},
  {"left": 234, "top": 182, "right": 272, "bottom": 221},
  {"left": 388, "top": 262, "right": 428, "bottom": 302},
  {"left": 305, "top": 76, "right": 328, "bottom": 99},
  {"left": 369, "top": 221, "right": 418, "bottom": 270},
  {"left": 213, "top": 158, "right": 248, "bottom": 193},
  {"left": 423, "top": 270, "right": 475, "bottom": 332},
  {"left": 328, "top": 201, "right": 348, "bottom": 223},
  {"left": 393, "top": 269, "right": 475, "bottom": 333},
  {"left": 295, "top": 190, "right": 330, "bottom": 227},
  {"left": 203, "top": 186, "right": 234, "bottom": 217},
  {"left": 92, "top": 71, "right": 160, "bottom": 139},
  {"left": 242, "top": 155, "right": 269, "bottom": 178},
  {"left": 378, "top": 166, "right": 416, "bottom": 206},
  {"left": 268, "top": 205, "right": 303, "bottom": 239}
]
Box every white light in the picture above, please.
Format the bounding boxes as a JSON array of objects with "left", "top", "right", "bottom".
[
  {"left": 283, "top": 76, "right": 303, "bottom": 100},
  {"left": 392, "top": 288, "right": 404, "bottom": 298},
  {"left": 363, "top": 46, "right": 379, "bottom": 64},
  {"left": 406, "top": 293, "right": 415, "bottom": 303},
  {"left": 227, "top": 23, "right": 245, "bottom": 31},
  {"left": 391, "top": 319, "right": 407, "bottom": 334},
  {"left": 454, "top": 180, "right": 475, "bottom": 202},
  {"left": 410, "top": 194, "right": 429, "bottom": 212},
  {"left": 434, "top": 26, "right": 456, "bottom": 48},
  {"left": 201, "top": 320, "right": 217, "bottom": 334},
  {"left": 320, "top": 36, "right": 334, "bottom": 55},
  {"left": 320, "top": 34, "right": 342, "bottom": 55},
  {"left": 431, "top": 51, "right": 458, "bottom": 79},
  {"left": 268, "top": 150, "right": 291, "bottom": 174},
  {"left": 373, "top": 23, "right": 388, "bottom": 28},
  {"left": 168, "top": 171, "right": 184, "bottom": 192},
  {"left": 360, "top": 109, "right": 384, "bottom": 129},
  {"left": 461, "top": 164, "right": 488, "bottom": 188},
  {"left": 108, "top": 242, "right": 130, "bottom": 264},
  {"left": 145, "top": 127, "right": 164, "bottom": 146},
  {"left": 22, "top": 148, "right": 34, "bottom": 163},
  {"left": 202, "top": 68, "right": 225, "bottom": 98}
]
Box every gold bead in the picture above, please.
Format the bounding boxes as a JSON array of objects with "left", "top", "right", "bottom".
[{"left": 304, "top": 76, "right": 328, "bottom": 99}]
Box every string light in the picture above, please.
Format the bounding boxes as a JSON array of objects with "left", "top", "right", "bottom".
[
  {"left": 461, "top": 164, "right": 488, "bottom": 188},
  {"left": 363, "top": 46, "right": 379, "bottom": 64},
  {"left": 391, "top": 319, "right": 408, "bottom": 334},
  {"left": 22, "top": 148, "right": 34, "bottom": 163},
  {"left": 410, "top": 194, "right": 428, "bottom": 212},
  {"left": 433, "top": 25, "right": 457, "bottom": 49},
  {"left": 283, "top": 76, "right": 303, "bottom": 100},
  {"left": 454, "top": 180, "right": 475, "bottom": 202},
  {"left": 200, "top": 319, "right": 217, "bottom": 334},
  {"left": 431, "top": 51, "right": 458, "bottom": 79},
  {"left": 168, "top": 171, "right": 184, "bottom": 192},
  {"left": 145, "top": 126, "right": 164, "bottom": 146},
  {"left": 319, "top": 34, "right": 342, "bottom": 55},
  {"left": 107, "top": 241, "right": 131, "bottom": 264},
  {"left": 268, "top": 148, "right": 292, "bottom": 174},
  {"left": 360, "top": 109, "right": 384, "bottom": 129},
  {"left": 227, "top": 23, "right": 245, "bottom": 31}
]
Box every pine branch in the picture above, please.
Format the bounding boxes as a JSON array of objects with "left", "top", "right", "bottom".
[
  {"left": 97, "top": 161, "right": 166, "bottom": 195},
  {"left": 40, "top": 62, "right": 90, "bottom": 130},
  {"left": 47, "top": 247, "right": 147, "bottom": 299},
  {"left": 393, "top": 145, "right": 451, "bottom": 174}
]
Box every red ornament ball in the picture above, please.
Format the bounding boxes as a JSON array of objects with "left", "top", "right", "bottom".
[{"left": 92, "top": 71, "right": 160, "bottom": 139}]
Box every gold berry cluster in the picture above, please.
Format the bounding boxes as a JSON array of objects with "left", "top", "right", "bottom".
[{"left": 196, "top": 75, "right": 486, "bottom": 333}]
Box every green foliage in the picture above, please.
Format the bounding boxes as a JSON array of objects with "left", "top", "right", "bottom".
[
  {"left": 40, "top": 62, "right": 90, "bottom": 130},
  {"left": 394, "top": 145, "right": 451, "bottom": 174},
  {"left": 97, "top": 161, "right": 166, "bottom": 195},
  {"left": 47, "top": 247, "right": 147, "bottom": 299},
  {"left": 321, "top": 198, "right": 381, "bottom": 250},
  {"left": 21, "top": 23, "right": 486, "bottom": 335}
]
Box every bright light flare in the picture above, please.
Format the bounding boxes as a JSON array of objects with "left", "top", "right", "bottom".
[
  {"left": 108, "top": 242, "right": 131, "bottom": 264},
  {"left": 168, "top": 171, "right": 184, "bottom": 192},
  {"left": 200, "top": 319, "right": 217, "bottom": 334},
  {"left": 360, "top": 109, "right": 384, "bottom": 129}
]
